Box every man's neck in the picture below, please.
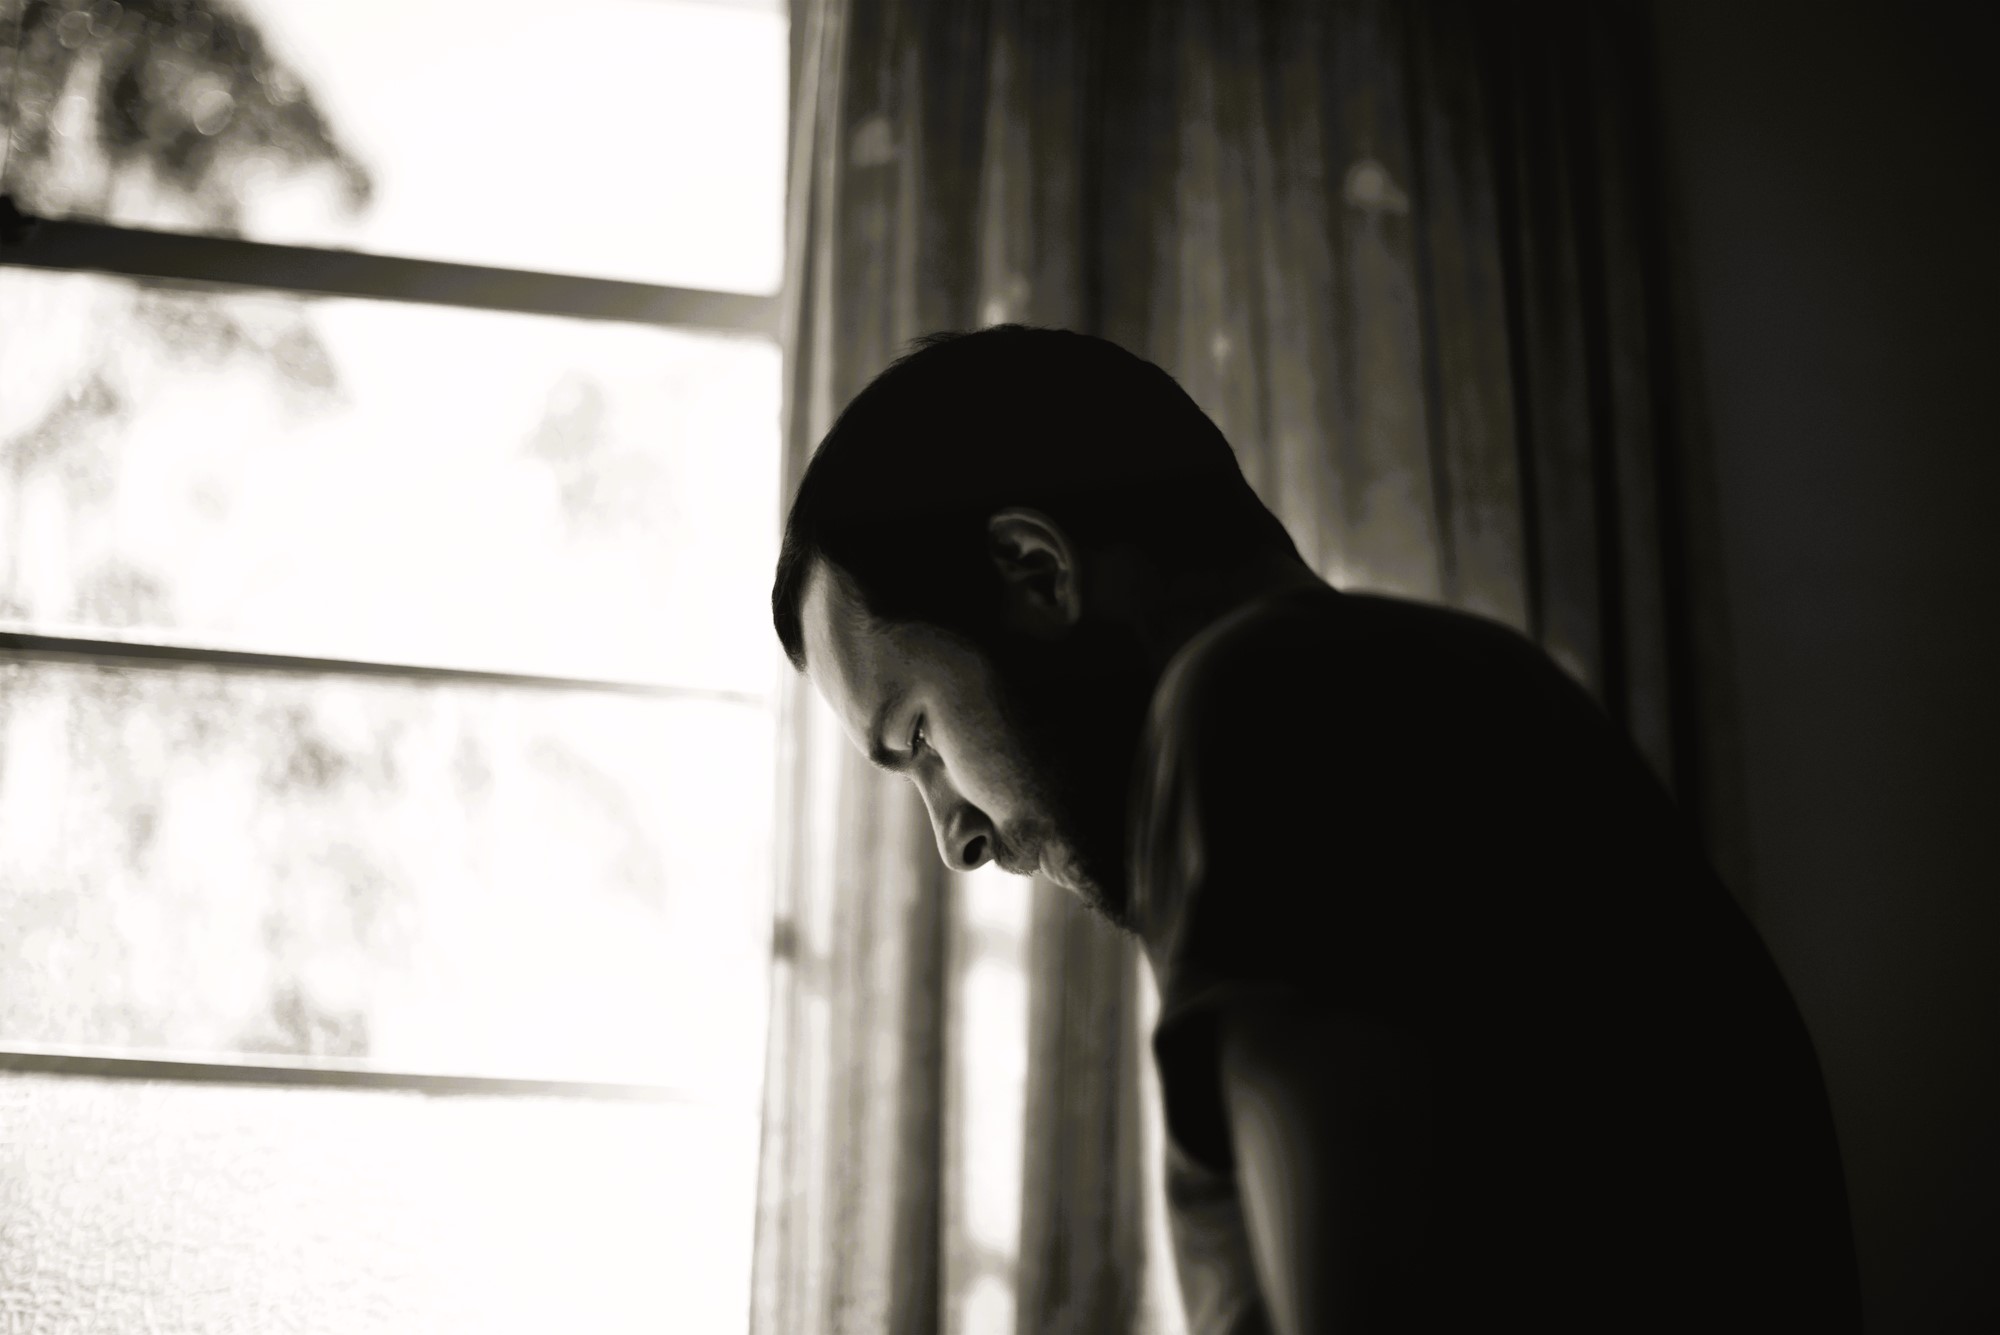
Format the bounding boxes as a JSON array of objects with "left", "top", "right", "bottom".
[{"left": 1132, "top": 555, "right": 1328, "bottom": 682}]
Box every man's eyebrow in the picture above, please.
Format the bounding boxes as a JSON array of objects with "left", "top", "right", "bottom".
[{"left": 866, "top": 683, "right": 910, "bottom": 772}]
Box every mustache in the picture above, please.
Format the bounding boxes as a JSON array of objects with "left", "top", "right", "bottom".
[{"left": 991, "top": 828, "right": 1040, "bottom": 877}]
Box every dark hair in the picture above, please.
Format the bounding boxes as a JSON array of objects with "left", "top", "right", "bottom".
[{"left": 771, "top": 324, "right": 1300, "bottom": 671}]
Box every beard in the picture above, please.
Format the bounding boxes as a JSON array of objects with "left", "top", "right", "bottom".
[{"left": 978, "top": 615, "right": 1158, "bottom": 935}]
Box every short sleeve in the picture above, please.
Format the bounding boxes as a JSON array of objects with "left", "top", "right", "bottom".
[{"left": 1160, "top": 1132, "right": 1276, "bottom": 1335}]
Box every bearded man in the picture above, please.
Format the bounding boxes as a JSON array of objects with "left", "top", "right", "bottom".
[{"left": 770, "top": 324, "right": 1861, "bottom": 1334}]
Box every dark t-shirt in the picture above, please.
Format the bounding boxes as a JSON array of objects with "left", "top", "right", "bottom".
[{"left": 1126, "top": 583, "right": 1861, "bottom": 1333}]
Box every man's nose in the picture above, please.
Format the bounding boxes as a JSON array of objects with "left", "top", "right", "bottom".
[{"left": 932, "top": 803, "right": 993, "bottom": 872}]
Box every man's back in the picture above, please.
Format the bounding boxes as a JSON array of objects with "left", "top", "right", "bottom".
[{"left": 1128, "top": 582, "right": 1861, "bottom": 1332}]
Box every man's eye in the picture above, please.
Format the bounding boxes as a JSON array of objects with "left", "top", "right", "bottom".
[{"left": 910, "top": 717, "right": 928, "bottom": 755}]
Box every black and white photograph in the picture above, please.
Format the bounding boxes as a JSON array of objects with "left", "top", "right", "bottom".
[{"left": 0, "top": 1, "right": 1993, "bottom": 1331}]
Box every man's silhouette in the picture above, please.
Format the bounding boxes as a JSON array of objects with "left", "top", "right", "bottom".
[{"left": 771, "top": 325, "right": 1862, "bottom": 1333}]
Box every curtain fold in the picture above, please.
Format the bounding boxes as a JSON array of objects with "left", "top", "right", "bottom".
[{"left": 755, "top": 3, "right": 1735, "bottom": 1332}]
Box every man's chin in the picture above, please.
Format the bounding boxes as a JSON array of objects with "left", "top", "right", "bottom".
[
  {"left": 1041, "top": 850, "right": 1114, "bottom": 913},
  {"left": 1007, "top": 832, "right": 1134, "bottom": 932},
  {"left": 1033, "top": 846, "right": 1080, "bottom": 893}
]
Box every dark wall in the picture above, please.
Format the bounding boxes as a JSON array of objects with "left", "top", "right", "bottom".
[{"left": 1643, "top": 2, "right": 1999, "bottom": 1330}]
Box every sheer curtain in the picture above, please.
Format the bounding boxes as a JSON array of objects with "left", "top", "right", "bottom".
[{"left": 751, "top": 2, "right": 1741, "bottom": 1333}]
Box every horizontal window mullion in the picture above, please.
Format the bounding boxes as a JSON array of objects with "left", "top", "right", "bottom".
[
  {"left": 0, "top": 630, "right": 771, "bottom": 705},
  {"left": 0, "top": 1045, "right": 727, "bottom": 1106},
  {"left": 0, "top": 202, "right": 781, "bottom": 337}
]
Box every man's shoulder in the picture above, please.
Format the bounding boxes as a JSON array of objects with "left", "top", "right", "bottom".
[
  {"left": 1148, "top": 583, "right": 1549, "bottom": 745},
  {"left": 1128, "top": 585, "right": 1548, "bottom": 953}
]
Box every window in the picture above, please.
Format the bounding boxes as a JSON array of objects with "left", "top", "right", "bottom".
[{"left": 0, "top": 1, "right": 787, "bottom": 1330}]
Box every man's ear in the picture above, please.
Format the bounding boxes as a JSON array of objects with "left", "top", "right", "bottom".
[{"left": 986, "top": 508, "right": 1082, "bottom": 637}]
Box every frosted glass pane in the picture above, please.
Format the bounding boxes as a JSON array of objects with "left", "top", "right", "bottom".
[
  {"left": 0, "top": 658, "right": 776, "bottom": 1098},
  {"left": 0, "top": 1071, "right": 759, "bottom": 1335},
  {"left": 943, "top": 865, "right": 1031, "bottom": 1335},
  {"left": 0, "top": 267, "right": 781, "bottom": 692},
  {"left": 954, "top": 869, "right": 1030, "bottom": 1256},
  {"left": 0, "top": 0, "right": 788, "bottom": 292}
]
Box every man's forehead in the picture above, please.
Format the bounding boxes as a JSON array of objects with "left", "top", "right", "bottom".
[
  {"left": 800, "top": 562, "right": 891, "bottom": 747},
  {"left": 800, "top": 561, "right": 870, "bottom": 663}
]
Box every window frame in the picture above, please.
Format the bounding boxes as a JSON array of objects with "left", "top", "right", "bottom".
[{"left": 0, "top": 194, "right": 784, "bottom": 1108}]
